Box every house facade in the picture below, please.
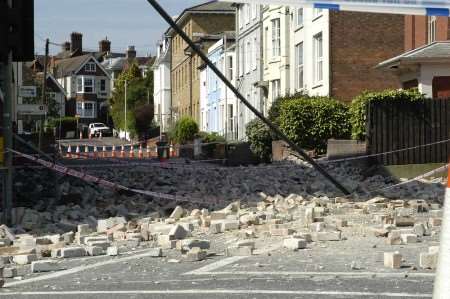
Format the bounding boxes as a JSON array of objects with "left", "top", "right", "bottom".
[
  {"left": 262, "top": 5, "right": 291, "bottom": 110},
  {"left": 201, "top": 37, "right": 237, "bottom": 139},
  {"left": 168, "top": 1, "right": 235, "bottom": 123},
  {"left": 235, "top": 3, "right": 264, "bottom": 139},
  {"left": 153, "top": 37, "right": 172, "bottom": 132},
  {"left": 53, "top": 54, "right": 111, "bottom": 123},
  {"left": 378, "top": 16, "right": 450, "bottom": 98}
]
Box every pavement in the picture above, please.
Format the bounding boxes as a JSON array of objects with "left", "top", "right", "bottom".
[
  {"left": 58, "top": 137, "right": 132, "bottom": 147},
  {"left": 0, "top": 233, "right": 436, "bottom": 298}
]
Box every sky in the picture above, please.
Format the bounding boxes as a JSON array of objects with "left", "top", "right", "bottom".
[{"left": 35, "top": 0, "right": 205, "bottom": 56}]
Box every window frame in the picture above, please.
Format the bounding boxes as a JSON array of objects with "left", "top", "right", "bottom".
[
  {"left": 313, "top": 33, "right": 323, "bottom": 84},
  {"left": 295, "top": 42, "right": 304, "bottom": 90},
  {"left": 84, "top": 62, "right": 96, "bottom": 73},
  {"left": 271, "top": 18, "right": 281, "bottom": 58}
]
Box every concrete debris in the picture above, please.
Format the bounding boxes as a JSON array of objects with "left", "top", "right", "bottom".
[
  {"left": 13, "top": 254, "right": 38, "bottom": 265},
  {"left": 283, "top": 238, "right": 307, "bottom": 250},
  {"left": 106, "top": 246, "right": 119, "bottom": 256},
  {"left": 384, "top": 251, "right": 402, "bottom": 269},
  {"left": 184, "top": 247, "right": 207, "bottom": 261},
  {"left": 31, "top": 260, "right": 65, "bottom": 273}
]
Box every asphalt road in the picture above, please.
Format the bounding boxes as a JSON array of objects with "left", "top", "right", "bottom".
[{"left": 0, "top": 236, "right": 435, "bottom": 299}]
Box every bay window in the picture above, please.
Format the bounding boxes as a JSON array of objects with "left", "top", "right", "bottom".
[
  {"left": 77, "top": 76, "right": 95, "bottom": 93},
  {"left": 76, "top": 101, "right": 96, "bottom": 118}
]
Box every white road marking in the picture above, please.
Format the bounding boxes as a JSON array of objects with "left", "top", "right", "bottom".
[
  {"left": 3, "top": 249, "right": 164, "bottom": 288},
  {"left": 200, "top": 270, "right": 435, "bottom": 278},
  {"left": 184, "top": 256, "right": 246, "bottom": 275},
  {"left": 0, "top": 289, "right": 431, "bottom": 297}
]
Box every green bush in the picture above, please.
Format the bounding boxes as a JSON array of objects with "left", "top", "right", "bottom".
[
  {"left": 172, "top": 117, "right": 199, "bottom": 144},
  {"left": 246, "top": 119, "right": 273, "bottom": 162},
  {"left": 278, "top": 96, "right": 351, "bottom": 153},
  {"left": 350, "top": 89, "right": 425, "bottom": 140},
  {"left": 197, "top": 131, "right": 226, "bottom": 143}
]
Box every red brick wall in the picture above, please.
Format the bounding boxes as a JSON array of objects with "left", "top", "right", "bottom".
[
  {"left": 405, "top": 16, "right": 449, "bottom": 51},
  {"left": 329, "top": 11, "right": 404, "bottom": 103}
]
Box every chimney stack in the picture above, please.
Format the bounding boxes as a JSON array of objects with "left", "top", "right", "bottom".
[
  {"left": 99, "top": 38, "right": 111, "bottom": 53},
  {"left": 70, "top": 32, "right": 83, "bottom": 53},
  {"left": 62, "top": 41, "right": 71, "bottom": 52},
  {"left": 126, "top": 46, "right": 136, "bottom": 59}
]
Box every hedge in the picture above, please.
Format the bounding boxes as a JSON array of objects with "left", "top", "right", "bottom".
[
  {"left": 245, "top": 119, "right": 273, "bottom": 162},
  {"left": 350, "top": 89, "right": 425, "bottom": 140},
  {"left": 170, "top": 117, "right": 199, "bottom": 144},
  {"left": 278, "top": 96, "right": 351, "bottom": 153}
]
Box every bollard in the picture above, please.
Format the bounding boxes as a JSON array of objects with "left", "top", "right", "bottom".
[{"left": 433, "top": 164, "right": 450, "bottom": 298}]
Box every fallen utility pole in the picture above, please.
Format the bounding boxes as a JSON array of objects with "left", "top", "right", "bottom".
[
  {"left": 38, "top": 38, "right": 49, "bottom": 151},
  {"left": 145, "top": 0, "right": 350, "bottom": 195}
]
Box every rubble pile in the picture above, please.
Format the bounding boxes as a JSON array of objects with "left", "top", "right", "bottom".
[
  {"left": 12, "top": 160, "right": 445, "bottom": 236},
  {"left": 0, "top": 186, "right": 445, "bottom": 279}
]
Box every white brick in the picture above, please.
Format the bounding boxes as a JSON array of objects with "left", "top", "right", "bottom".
[
  {"left": 420, "top": 252, "right": 438, "bottom": 269},
  {"left": 107, "top": 246, "right": 119, "bottom": 256},
  {"left": 313, "top": 231, "right": 342, "bottom": 241},
  {"left": 170, "top": 206, "right": 184, "bottom": 220},
  {"left": 31, "top": 260, "right": 64, "bottom": 273},
  {"left": 3, "top": 267, "right": 16, "bottom": 278},
  {"left": 168, "top": 225, "right": 189, "bottom": 240},
  {"left": 225, "top": 246, "right": 252, "bottom": 256},
  {"left": 401, "top": 234, "right": 418, "bottom": 244},
  {"left": 148, "top": 247, "right": 162, "bottom": 257},
  {"left": 86, "top": 246, "right": 103, "bottom": 256},
  {"left": 60, "top": 247, "right": 85, "bottom": 258},
  {"left": 13, "top": 254, "right": 37, "bottom": 265},
  {"left": 384, "top": 252, "right": 402, "bottom": 269},
  {"left": 283, "top": 238, "right": 307, "bottom": 250}
]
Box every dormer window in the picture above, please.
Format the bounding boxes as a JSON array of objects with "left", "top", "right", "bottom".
[{"left": 85, "top": 62, "right": 96, "bottom": 72}]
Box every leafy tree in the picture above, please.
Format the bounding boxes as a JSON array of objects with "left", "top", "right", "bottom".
[{"left": 110, "top": 62, "right": 154, "bottom": 138}]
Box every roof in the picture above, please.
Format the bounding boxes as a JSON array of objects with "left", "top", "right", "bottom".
[
  {"left": 377, "top": 41, "right": 450, "bottom": 69},
  {"left": 166, "top": 1, "right": 235, "bottom": 36},
  {"left": 53, "top": 54, "right": 93, "bottom": 77}
]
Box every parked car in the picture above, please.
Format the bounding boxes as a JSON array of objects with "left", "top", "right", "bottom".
[{"left": 88, "top": 123, "right": 112, "bottom": 137}]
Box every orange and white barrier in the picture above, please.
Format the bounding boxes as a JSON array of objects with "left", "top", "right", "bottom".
[
  {"left": 120, "top": 145, "right": 125, "bottom": 158},
  {"left": 138, "top": 144, "right": 143, "bottom": 159},
  {"left": 434, "top": 165, "right": 450, "bottom": 298},
  {"left": 129, "top": 144, "right": 134, "bottom": 159}
]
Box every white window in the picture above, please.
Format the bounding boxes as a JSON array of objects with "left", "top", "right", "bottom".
[
  {"left": 264, "top": 27, "right": 269, "bottom": 65},
  {"left": 428, "top": 16, "right": 436, "bottom": 44},
  {"left": 313, "top": 33, "right": 323, "bottom": 84},
  {"left": 271, "top": 80, "right": 280, "bottom": 100},
  {"left": 245, "top": 4, "right": 250, "bottom": 24},
  {"left": 296, "top": 8, "right": 303, "bottom": 27},
  {"left": 251, "top": 4, "right": 257, "bottom": 20},
  {"left": 76, "top": 101, "right": 96, "bottom": 118},
  {"left": 84, "top": 62, "right": 96, "bottom": 72},
  {"left": 295, "top": 42, "right": 304, "bottom": 90},
  {"left": 239, "top": 6, "right": 244, "bottom": 28},
  {"left": 227, "top": 55, "right": 233, "bottom": 80},
  {"left": 271, "top": 18, "right": 281, "bottom": 58},
  {"left": 228, "top": 104, "right": 234, "bottom": 132},
  {"left": 246, "top": 41, "right": 251, "bottom": 73},
  {"left": 313, "top": 8, "right": 323, "bottom": 18},
  {"left": 77, "top": 76, "right": 95, "bottom": 93},
  {"left": 253, "top": 37, "right": 258, "bottom": 71}
]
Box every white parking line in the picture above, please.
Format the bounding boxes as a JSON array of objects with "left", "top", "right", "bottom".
[
  {"left": 3, "top": 249, "right": 163, "bottom": 288},
  {"left": 0, "top": 289, "right": 431, "bottom": 297}
]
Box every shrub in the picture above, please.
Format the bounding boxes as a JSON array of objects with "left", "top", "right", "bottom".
[
  {"left": 197, "top": 132, "right": 226, "bottom": 143},
  {"left": 350, "top": 89, "right": 425, "bottom": 140},
  {"left": 172, "top": 117, "right": 199, "bottom": 144},
  {"left": 245, "top": 119, "right": 273, "bottom": 162},
  {"left": 278, "top": 96, "right": 351, "bottom": 153}
]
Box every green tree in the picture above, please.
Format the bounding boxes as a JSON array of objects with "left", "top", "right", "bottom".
[{"left": 110, "top": 62, "right": 154, "bottom": 138}]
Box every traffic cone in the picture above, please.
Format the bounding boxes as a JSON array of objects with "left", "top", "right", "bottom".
[
  {"left": 120, "top": 145, "right": 125, "bottom": 158},
  {"left": 93, "top": 146, "right": 98, "bottom": 158},
  {"left": 138, "top": 144, "right": 143, "bottom": 159},
  {"left": 433, "top": 164, "right": 450, "bottom": 298},
  {"left": 146, "top": 144, "right": 151, "bottom": 158},
  {"left": 84, "top": 144, "right": 89, "bottom": 159},
  {"left": 66, "top": 145, "right": 72, "bottom": 159},
  {"left": 129, "top": 144, "right": 134, "bottom": 159},
  {"left": 99, "top": 131, "right": 103, "bottom": 139},
  {"left": 170, "top": 144, "right": 174, "bottom": 158},
  {"left": 79, "top": 131, "right": 83, "bottom": 140},
  {"left": 102, "top": 146, "right": 107, "bottom": 158},
  {"left": 112, "top": 145, "right": 116, "bottom": 158},
  {"left": 75, "top": 145, "right": 80, "bottom": 159}
]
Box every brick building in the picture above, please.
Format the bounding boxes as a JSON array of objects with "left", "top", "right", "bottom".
[
  {"left": 286, "top": 8, "right": 405, "bottom": 103},
  {"left": 167, "top": 1, "right": 235, "bottom": 122},
  {"left": 378, "top": 16, "right": 450, "bottom": 98}
]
